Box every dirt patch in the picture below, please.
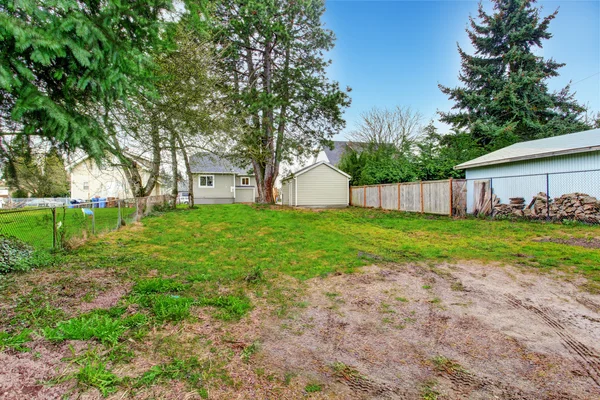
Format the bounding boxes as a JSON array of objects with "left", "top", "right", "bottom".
[
  {"left": 0, "top": 340, "right": 85, "bottom": 400},
  {"left": 536, "top": 237, "right": 600, "bottom": 249},
  {"left": 259, "top": 263, "right": 600, "bottom": 399}
]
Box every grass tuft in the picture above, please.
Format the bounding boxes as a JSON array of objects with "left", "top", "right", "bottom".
[
  {"left": 76, "top": 360, "right": 120, "bottom": 396},
  {"left": 197, "top": 295, "right": 252, "bottom": 321},
  {"left": 0, "top": 329, "right": 33, "bottom": 352},
  {"left": 133, "top": 278, "right": 186, "bottom": 294},
  {"left": 44, "top": 314, "right": 128, "bottom": 345},
  {"left": 152, "top": 295, "right": 194, "bottom": 322},
  {"left": 305, "top": 383, "right": 322, "bottom": 393}
]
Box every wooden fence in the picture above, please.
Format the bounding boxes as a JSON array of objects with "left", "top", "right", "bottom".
[{"left": 350, "top": 179, "right": 467, "bottom": 216}]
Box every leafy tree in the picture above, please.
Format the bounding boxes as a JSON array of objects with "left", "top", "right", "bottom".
[
  {"left": 211, "top": 0, "right": 351, "bottom": 203},
  {"left": 414, "top": 122, "right": 485, "bottom": 180},
  {"left": 0, "top": 0, "right": 173, "bottom": 158},
  {"left": 439, "top": 0, "right": 589, "bottom": 150},
  {"left": 339, "top": 143, "right": 416, "bottom": 186},
  {"left": 348, "top": 106, "right": 423, "bottom": 153},
  {"left": 41, "top": 148, "right": 69, "bottom": 197},
  {"left": 3, "top": 139, "right": 68, "bottom": 197}
]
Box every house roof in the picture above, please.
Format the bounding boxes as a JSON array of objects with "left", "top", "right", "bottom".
[
  {"left": 455, "top": 128, "right": 600, "bottom": 170},
  {"left": 189, "top": 153, "right": 249, "bottom": 174},
  {"left": 282, "top": 161, "right": 351, "bottom": 181},
  {"left": 322, "top": 141, "right": 366, "bottom": 166}
]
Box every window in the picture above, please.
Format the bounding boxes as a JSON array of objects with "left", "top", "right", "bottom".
[
  {"left": 240, "top": 177, "right": 250, "bottom": 186},
  {"left": 83, "top": 181, "right": 89, "bottom": 190},
  {"left": 199, "top": 175, "right": 214, "bottom": 188}
]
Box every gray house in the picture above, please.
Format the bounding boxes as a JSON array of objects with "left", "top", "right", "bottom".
[
  {"left": 455, "top": 128, "right": 600, "bottom": 212},
  {"left": 281, "top": 161, "right": 350, "bottom": 207},
  {"left": 190, "top": 153, "right": 256, "bottom": 204}
]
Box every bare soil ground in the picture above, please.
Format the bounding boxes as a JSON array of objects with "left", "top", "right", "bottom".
[
  {"left": 259, "top": 262, "right": 600, "bottom": 399},
  {"left": 2, "top": 262, "right": 600, "bottom": 399}
]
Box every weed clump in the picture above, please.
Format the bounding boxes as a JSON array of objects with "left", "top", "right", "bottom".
[
  {"left": 197, "top": 295, "right": 252, "bottom": 321},
  {"left": 151, "top": 295, "right": 194, "bottom": 322},
  {"left": 0, "top": 329, "right": 33, "bottom": 352},
  {"left": 44, "top": 314, "right": 129, "bottom": 345},
  {"left": 133, "top": 278, "right": 186, "bottom": 294},
  {"left": 76, "top": 360, "right": 120, "bottom": 396}
]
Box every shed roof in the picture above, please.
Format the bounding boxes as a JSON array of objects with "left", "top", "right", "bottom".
[
  {"left": 189, "top": 153, "right": 249, "bottom": 174},
  {"left": 282, "top": 161, "right": 351, "bottom": 181},
  {"left": 455, "top": 128, "right": 600, "bottom": 170}
]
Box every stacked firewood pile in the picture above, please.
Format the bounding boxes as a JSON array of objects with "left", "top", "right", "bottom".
[
  {"left": 493, "top": 192, "right": 600, "bottom": 221},
  {"left": 493, "top": 197, "right": 525, "bottom": 217}
]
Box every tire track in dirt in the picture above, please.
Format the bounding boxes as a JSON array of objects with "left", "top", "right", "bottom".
[
  {"left": 504, "top": 293, "right": 600, "bottom": 387},
  {"left": 577, "top": 296, "right": 600, "bottom": 314}
]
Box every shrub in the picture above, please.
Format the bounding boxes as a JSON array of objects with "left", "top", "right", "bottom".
[{"left": 0, "top": 235, "right": 34, "bottom": 273}]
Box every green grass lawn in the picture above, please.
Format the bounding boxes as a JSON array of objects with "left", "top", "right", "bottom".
[
  {"left": 3, "top": 204, "right": 600, "bottom": 397},
  {"left": 79, "top": 204, "right": 600, "bottom": 284},
  {"left": 0, "top": 207, "right": 135, "bottom": 250}
]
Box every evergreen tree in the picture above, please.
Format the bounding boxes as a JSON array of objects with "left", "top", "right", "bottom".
[
  {"left": 210, "top": 0, "right": 350, "bottom": 203},
  {"left": 439, "top": 0, "right": 589, "bottom": 150},
  {"left": 41, "top": 148, "right": 69, "bottom": 197},
  {"left": 0, "top": 0, "right": 172, "bottom": 158}
]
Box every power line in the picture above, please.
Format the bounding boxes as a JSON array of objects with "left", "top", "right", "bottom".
[{"left": 572, "top": 72, "right": 600, "bottom": 86}]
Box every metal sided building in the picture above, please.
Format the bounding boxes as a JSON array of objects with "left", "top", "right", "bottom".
[{"left": 454, "top": 128, "right": 600, "bottom": 213}]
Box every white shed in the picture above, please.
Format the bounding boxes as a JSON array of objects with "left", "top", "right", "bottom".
[
  {"left": 281, "top": 162, "right": 350, "bottom": 207},
  {"left": 455, "top": 128, "right": 600, "bottom": 213}
]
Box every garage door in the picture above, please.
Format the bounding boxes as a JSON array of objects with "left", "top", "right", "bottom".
[{"left": 235, "top": 188, "right": 255, "bottom": 203}]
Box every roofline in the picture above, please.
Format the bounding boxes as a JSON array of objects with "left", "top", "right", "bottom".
[
  {"left": 190, "top": 171, "right": 247, "bottom": 175},
  {"left": 454, "top": 145, "right": 600, "bottom": 170},
  {"left": 282, "top": 161, "right": 351, "bottom": 180}
]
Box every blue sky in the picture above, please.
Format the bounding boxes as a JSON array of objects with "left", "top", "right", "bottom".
[{"left": 323, "top": 0, "right": 600, "bottom": 139}]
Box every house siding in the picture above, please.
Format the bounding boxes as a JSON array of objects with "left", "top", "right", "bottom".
[
  {"left": 281, "top": 181, "right": 289, "bottom": 205},
  {"left": 295, "top": 164, "right": 349, "bottom": 207},
  {"left": 192, "top": 173, "right": 234, "bottom": 204},
  {"left": 70, "top": 159, "right": 162, "bottom": 200},
  {"left": 192, "top": 173, "right": 257, "bottom": 204},
  {"left": 465, "top": 151, "right": 600, "bottom": 212}
]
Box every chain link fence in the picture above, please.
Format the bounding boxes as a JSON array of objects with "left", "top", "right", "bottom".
[
  {"left": 0, "top": 195, "right": 174, "bottom": 251},
  {"left": 466, "top": 169, "right": 600, "bottom": 223}
]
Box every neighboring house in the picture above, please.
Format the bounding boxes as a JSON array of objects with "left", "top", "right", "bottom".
[
  {"left": 69, "top": 154, "right": 163, "bottom": 200},
  {"left": 189, "top": 153, "right": 256, "bottom": 204},
  {"left": 312, "top": 141, "right": 367, "bottom": 167},
  {"left": 281, "top": 161, "right": 351, "bottom": 208},
  {"left": 455, "top": 128, "right": 600, "bottom": 212}
]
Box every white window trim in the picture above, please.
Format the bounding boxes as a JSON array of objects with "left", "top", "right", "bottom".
[
  {"left": 199, "top": 175, "right": 215, "bottom": 188},
  {"left": 240, "top": 177, "right": 250, "bottom": 186}
]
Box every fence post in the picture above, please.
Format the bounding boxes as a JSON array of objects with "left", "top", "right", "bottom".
[
  {"left": 349, "top": 187, "right": 353, "bottom": 206},
  {"left": 378, "top": 185, "right": 382, "bottom": 208},
  {"left": 363, "top": 186, "right": 366, "bottom": 207},
  {"left": 117, "top": 199, "right": 122, "bottom": 229},
  {"left": 51, "top": 207, "right": 57, "bottom": 249},
  {"left": 489, "top": 178, "right": 493, "bottom": 217},
  {"left": 397, "top": 183, "right": 401, "bottom": 211},
  {"left": 449, "top": 178, "right": 453, "bottom": 217},
  {"left": 420, "top": 181, "right": 424, "bottom": 213},
  {"left": 546, "top": 173, "right": 550, "bottom": 220}
]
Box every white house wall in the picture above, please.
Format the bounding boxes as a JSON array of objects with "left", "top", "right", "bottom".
[{"left": 465, "top": 151, "right": 600, "bottom": 212}]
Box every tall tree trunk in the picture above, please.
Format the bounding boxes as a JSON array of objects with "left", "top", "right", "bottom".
[
  {"left": 170, "top": 128, "right": 179, "bottom": 201},
  {"left": 142, "top": 124, "right": 161, "bottom": 196},
  {"left": 177, "top": 135, "right": 194, "bottom": 208}
]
